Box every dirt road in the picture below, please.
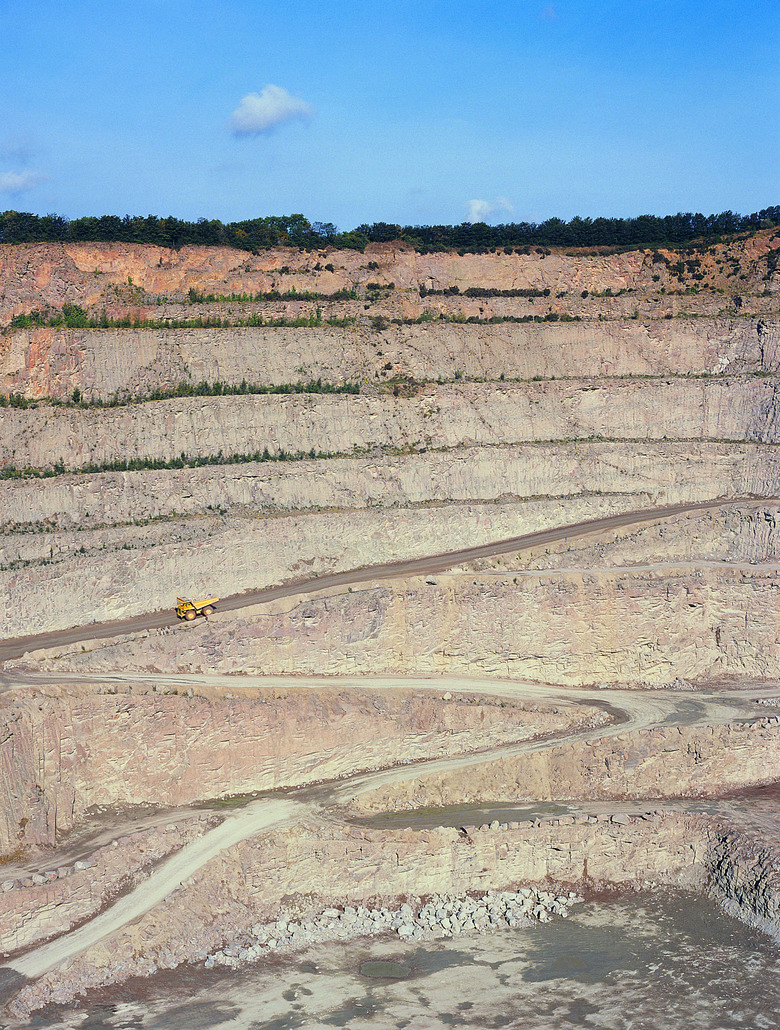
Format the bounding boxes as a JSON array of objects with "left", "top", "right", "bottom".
[
  {"left": 5, "top": 674, "right": 776, "bottom": 980},
  {"left": 2, "top": 496, "right": 779, "bottom": 984},
  {"left": 1, "top": 497, "right": 771, "bottom": 663}
]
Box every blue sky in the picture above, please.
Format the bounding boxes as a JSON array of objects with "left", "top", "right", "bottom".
[{"left": 1, "top": 0, "right": 778, "bottom": 228}]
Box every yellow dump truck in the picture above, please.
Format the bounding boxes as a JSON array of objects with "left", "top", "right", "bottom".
[{"left": 175, "top": 596, "right": 219, "bottom": 621}]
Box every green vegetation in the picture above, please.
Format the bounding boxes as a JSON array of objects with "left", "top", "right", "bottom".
[
  {"left": 2, "top": 206, "right": 778, "bottom": 254},
  {"left": 398, "top": 312, "right": 579, "bottom": 325},
  {"left": 0, "top": 392, "right": 32, "bottom": 408},
  {"left": 8, "top": 306, "right": 355, "bottom": 331},
  {"left": 0, "top": 446, "right": 343, "bottom": 480},
  {"left": 186, "top": 287, "right": 357, "bottom": 303},
  {"left": 3, "top": 432, "right": 776, "bottom": 484},
  {"left": 419, "top": 285, "right": 552, "bottom": 298},
  {"left": 0, "top": 378, "right": 360, "bottom": 410}
]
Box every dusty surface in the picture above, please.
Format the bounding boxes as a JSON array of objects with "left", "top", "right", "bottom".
[
  {"left": 31, "top": 894, "right": 780, "bottom": 1030},
  {"left": 6, "top": 376, "right": 780, "bottom": 471},
  {"left": 2, "top": 233, "right": 780, "bottom": 1021},
  {"left": 1, "top": 231, "right": 777, "bottom": 327},
  {"left": 0, "top": 676, "right": 775, "bottom": 982},
  {"left": 0, "top": 816, "right": 215, "bottom": 957},
  {"left": 2, "top": 317, "right": 779, "bottom": 401},
  {"left": 1, "top": 497, "right": 758, "bottom": 646},
  {"left": 24, "top": 557, "right": 780, "bottom": 687},
  {"left": 0, "top": 679, "right": 586, "bottom": 851}
]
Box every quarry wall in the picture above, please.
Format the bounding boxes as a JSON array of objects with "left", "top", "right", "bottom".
[
  {"left": 3, "top": 377, "right": 780, "bottom": 470},
  {"left": 36, "top": 564, "right": 780, "bottom": 686},
  {"left": 2, "top": 492, "right": 779, "bottom": 643},
  {"left": 0, "top": 810, "right": 713, "bottom": 1015},
  {"left": 2, "top": 318, "right": 778, "bottom": 401},
  {"left": 0, "top": 817, "right": 214, "bottom": 956},
  {"left": 347, "top": 721, "right": 780, "bottom": 813},
  {"left": 3, "top": 497, "right": 778, "bottom": 650},
  {"left": 1, "top": 234, "right": 777, "bottom": 325},
  {"left": 0, "top": 687, "right": 579, "bottom": 852},
  {"left": 4, "top": 441, "right": 780, "bottom": 533},
  {"left": 9, "top": 804, "right": 780, "bottom": 1017},
  {"left": 4, "top": 235, "right": 780, "bottom": 1016}
]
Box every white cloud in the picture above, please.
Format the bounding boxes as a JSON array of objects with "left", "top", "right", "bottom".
[
  {"left": 230, "top": 85, "right": 314, "bottom": 136},
  {"left": 467, "top": 197, "right": 515, "bottom": 223},
  {"left": 0, "top": 170, "right": 48, "bottom": 195}
]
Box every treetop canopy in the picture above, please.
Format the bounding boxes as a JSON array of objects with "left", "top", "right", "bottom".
[{"left": 1, "top": 207, "right": 777, "bottom": 254}]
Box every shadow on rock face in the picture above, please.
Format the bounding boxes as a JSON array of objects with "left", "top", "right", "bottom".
[{"left": 0, "top": 966, "right": 27, "bottom": 1010}]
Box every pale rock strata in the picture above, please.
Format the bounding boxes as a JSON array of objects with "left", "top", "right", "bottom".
[
  {"left": 2, "top": 318, "right": 778, "bottom": 401},
  {"left": 1, "top": 811, "right": 722, "bottom": 1017},
  {"left": 38, "top": 565, "right": 780, "bottom": 687},
  {"left": 0, "top": 687, "right": 578, "bottom": 852},
  {"left": 3, "top": 377, "right": 780, "bottom": 470},
  {"left": 4, "top": 441, "right": 780, "bottom": 532}
]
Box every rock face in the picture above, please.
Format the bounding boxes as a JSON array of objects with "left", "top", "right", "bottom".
[
  {"left": 2, "top": 460, "right": 780, "bottom": 640},
  {"left": 709, "top": 825, "right": 780, "bottom": 939},
  {"left": 0, "top": 818, "right": 212, "bottom": 955},
  {"left": 1, "top": 443, "right": 778, "bottom": 532},
  {"left": 3, "top": 235, "right": 780, "bottom": 1021},
  {"left": 1, "top": 232, "right": 777, "bottom": 324},
  {"left": 2, "top": 318, "right": 778, "bottom": 401},
  {"left": 9, "top": 804, "right": 780, "bottom": 1017},
  {"left": 1, "top": 236, "right": 779, "bottom": 649},
  {"left": 4, "top": 235, "right": 780, "bottom": 1019},
  {"left": 3, "top": 376, "right": 780, "bottom": 470},
  {"left": 37, "top": 560, "right": 780, "bottom": 687},
  {"left": 348, "top": 721, "right": 780, "bottom": 813},
  {"left": 0, "top": 686, "right": 578, "bottom": 852}
]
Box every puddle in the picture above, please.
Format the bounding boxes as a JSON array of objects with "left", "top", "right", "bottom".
[
  {"left": 358, "top": 960, "right": 410, "bottom": 980},
  {"left": 352, "top": 799, "right": 575, "bottom": 830}
]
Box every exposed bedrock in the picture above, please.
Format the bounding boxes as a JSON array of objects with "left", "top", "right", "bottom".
[
  {"left": 0, "top": 494, "right": 643, "bottom": 637},
  {"left": 9, "top": 806, "right": 780, "bottom": 1019},
  {"left": 11, "top": 809, "right": 780, "bottom": 1016},
  {"left": 708, "top": 826, "right": 780, "bottom": 941},
  {"left": 0, "top": 815, "right": 704, "bottom": 1017},
  {"left": 347, "top": 722, "right": 780, "bottom": 814},
  {"left": 1, "top": 234, "right": 777, "bottom": 324},
  {"left": 46, "top": 565, "right": 780, "bottom": 686},
  {"left": 1, "top": 492, "right": 778, "bottom": 642},
  {"left": 2, "top": 318, "right": 778, "bottom": 401},
  {"left": 0, "top": 687, "right": 578, "bottom": 852},
  {"left": 3, "top": 377, "right": 780, "bottom": 470},
  {"left": 0, "top": 817, "right": 214, "bottom": 957},
  {"left": 3, "top": 441, "right": 780, "bottom": 532},
  {"left": 469, "top": 504, "right": 780, "bottom": 572}
]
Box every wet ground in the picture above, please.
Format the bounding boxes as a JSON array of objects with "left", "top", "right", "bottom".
[
  {"left": 26, "top": 890, "right": 780, "bottom": 1029},
  {"left": 349, "top": 780, "right": 780, "bottom": 833}
]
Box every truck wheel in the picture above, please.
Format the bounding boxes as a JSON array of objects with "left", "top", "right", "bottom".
[
  {"left": 185, "top": 610, "right": 196, "bottom": 621},
  {"left": 202, "top": 606, "right": 214, "bottom": 615}
]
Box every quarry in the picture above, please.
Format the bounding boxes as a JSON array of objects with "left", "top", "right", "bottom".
[{"left": 1, "top": 227, "right": 780, "bottom": 1024}]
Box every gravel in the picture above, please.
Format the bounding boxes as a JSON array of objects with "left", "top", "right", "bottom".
[{"left": 204, "top": 887, "right": 584, "bottom": 970}]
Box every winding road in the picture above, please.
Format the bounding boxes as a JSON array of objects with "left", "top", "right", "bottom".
[
  {"left": 2, "top": 496, "right": 779, "bottom": 986},
  {"left": 4, "top": 673, "right": 776, "bottom": 981}
]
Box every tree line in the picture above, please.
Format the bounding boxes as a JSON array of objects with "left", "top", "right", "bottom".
[{"left": 1, "top": 206, "right": 778, "bottom": 254}]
